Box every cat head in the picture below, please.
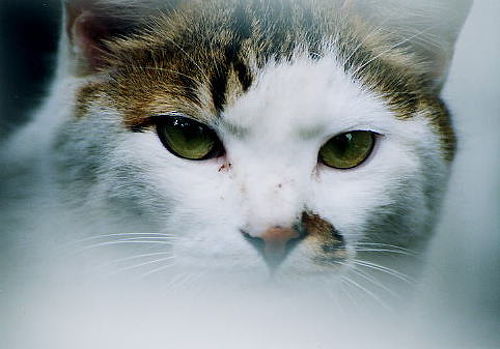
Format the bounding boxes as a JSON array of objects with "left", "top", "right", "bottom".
[{"left": 52, "top": 0, "right": 470, "bottom": 279}]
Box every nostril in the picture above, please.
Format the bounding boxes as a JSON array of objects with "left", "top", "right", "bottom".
[{"left": 242, "top": 230, "right": 266, "bottom": 251}]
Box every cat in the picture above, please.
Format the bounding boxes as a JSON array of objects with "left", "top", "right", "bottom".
[{"left": 0, "top": 0, "right": 472, "bottom": 308}]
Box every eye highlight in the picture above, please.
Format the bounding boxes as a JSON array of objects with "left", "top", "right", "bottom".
[
  {"left": 318, "top": 131, "right": 375, "bottom": 169},
  {"left": 156, "top": 115, "right": 224, "bottom": 160}
]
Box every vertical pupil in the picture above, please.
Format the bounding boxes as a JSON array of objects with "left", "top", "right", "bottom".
[
  {"left": 334, "top": 134, "right": 351, "bottom": 154},
  {"left": 177, "top": 120, "right": 203, "bottom": 138}
]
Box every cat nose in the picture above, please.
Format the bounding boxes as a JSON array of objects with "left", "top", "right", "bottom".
[{"left": 243, "top": 226, "right": 304, "bottom": 269}]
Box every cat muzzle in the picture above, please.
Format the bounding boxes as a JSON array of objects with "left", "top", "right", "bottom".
[
  {"left": 242, "top": 212, "right": 345, "bottom": 270},
  {"left": 242, "top": 226, "right": 305, "bottom": 269}
]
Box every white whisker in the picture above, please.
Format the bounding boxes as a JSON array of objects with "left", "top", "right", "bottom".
[
  {"left": 69, "top": 232, "right": 176, "bottom": 245},
  {"left": 355, "top": 242, "right": 416, "bottom": 254},
  {"left": 349, "top": 266, "right": 400, "bottom": 299},
  {"left": 76, "top": 239, "right": 175, "bottom": 253},
  {"left": 339, "top": 277, "right": 363, "bottom": 313},
  {"left": 355, "top": 248, "right": 415, "bottom": 256},
  {"left": 341, "top": 275, "right": 392, "bottom": 311},
  {"left": 104, "top": 252, "right": 172, "bottom": 265},
  {"left": 352, "top": 260, "right": 414, "bottom": 284},
  {"left": 140, "top": 260, "right": 177, "bottom": 279},
  {"left": 92, "top": 252, "right": 173, "bottom": 273},
  {"left": 112, "top": 256, "right": 175, "bottom": 274}
]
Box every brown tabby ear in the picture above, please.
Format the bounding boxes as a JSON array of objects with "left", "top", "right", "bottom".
[{"left": 63, "top": 0, "right": 182, "bottom": 74}]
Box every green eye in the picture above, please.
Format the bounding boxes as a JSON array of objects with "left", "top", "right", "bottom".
[
  {"left": 156, "top": 116, "right": 224, "bottom": 160},
  {"left": 319, "top": 131, "right": 375, "bottom": 169}
]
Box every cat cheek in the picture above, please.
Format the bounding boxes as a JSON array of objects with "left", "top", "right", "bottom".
[{"left": 299, "top": 212, "right": 351, "bottom": 266}]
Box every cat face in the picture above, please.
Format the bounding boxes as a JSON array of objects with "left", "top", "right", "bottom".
[{"left": 52, "top": 0, "right": 469, "bottom": 279}]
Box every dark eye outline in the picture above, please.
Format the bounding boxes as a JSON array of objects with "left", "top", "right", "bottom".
[
  {"left": 154, "top": 114, "right": 225, "bottom": 161},
  {"left": 318, "top": 131, "right": 377, "bottom": 170}
]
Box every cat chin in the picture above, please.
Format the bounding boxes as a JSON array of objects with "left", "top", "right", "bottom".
[
  {"left": 136, "top": 265, "right": 349, "bottom": 292},
  {"left": 156, "top": 254, "right": 353, "bottom": 281}
]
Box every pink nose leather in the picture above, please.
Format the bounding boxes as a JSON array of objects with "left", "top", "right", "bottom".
[{"left": 259, "top": 226, "right": 300, "bottom": 262}]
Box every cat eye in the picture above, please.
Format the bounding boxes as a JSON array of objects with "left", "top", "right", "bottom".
[
  {"left": 156, "top": 116, "right": 224, "bottom": 160},
  {"left": 318, "top": 131, "right": 375, "bottom": 169}
]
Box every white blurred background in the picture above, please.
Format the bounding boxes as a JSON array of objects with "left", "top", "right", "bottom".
[{"left": 424, "top": 0, "right": 500, "bottom": 345}]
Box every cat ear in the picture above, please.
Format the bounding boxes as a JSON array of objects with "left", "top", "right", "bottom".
[
  {"left": 349, "top": 0, "right": 472, "bottom": 91},
  {"left": 63, "top": 0, "right": 181, "bottom": 75}
]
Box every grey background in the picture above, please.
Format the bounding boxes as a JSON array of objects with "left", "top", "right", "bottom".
[{"left": 430, "top": 0, "right": 500, "bottom": 341}]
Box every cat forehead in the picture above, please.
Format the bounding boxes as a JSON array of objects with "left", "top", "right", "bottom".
[
  {"left": 222, "top": 55, "right": 387, "bottom": 136},
  {"left": 81, "top": 24, "right": 416, "bottom": 130},
  {"left": 86, "top": 2, "right": 414, "bottom": 120}
]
